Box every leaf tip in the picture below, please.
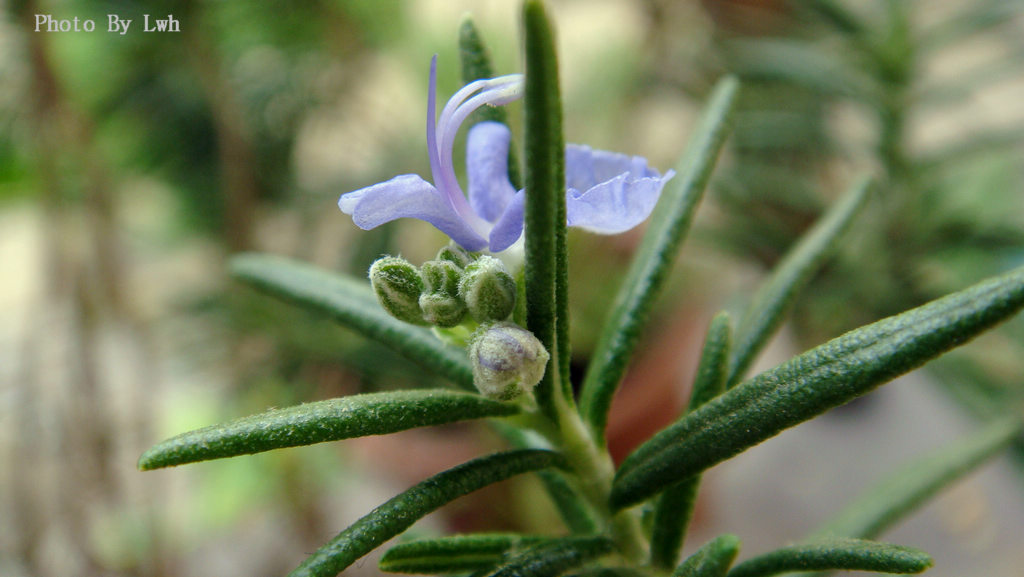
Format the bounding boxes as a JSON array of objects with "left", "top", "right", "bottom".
[
  {"left": 458, "top": 11, "right": 477, "bottom": 34},
  {"left": 608, "top": 479, "right": 635, "bottom": 512},
  {"left": 137, "top": 450, "right": 160, "bottom": 471},
  {"left": 523, "top": 0, "right": 554, "bottom": 27},
  {"left": 720, "top": 74, "right": 741, "bottom": 92}
]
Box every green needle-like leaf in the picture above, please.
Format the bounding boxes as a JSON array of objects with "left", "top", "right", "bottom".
[
  {"left": 230, "top": 254, "right": 474, "bottom": 389},
  {"left": 687, "top": 313, "right": 734, "bottom": 408},
  {"left": 459, "top": 16, "right": 501, "bottom": 114},
  {"left": 651, "top": 313, "right": 732, "bottom": 568},
  {"left": 727, "top": 176, "right": 872, "bottom": 387},
  {"left": 812, "top": 417, "right": 1022, "bottom": 540},
  {"left": 483, "top": 535, "right": 614, "bottom": 577},
  {"left": 725, "top": 538, "right": 932, "bottom": 577},
  {"left": 919, "top": 1, "right": 1021, "bottom": 52},
  {"left": 918, "top": 126, "right": 1024, "bottom": 170},
  {"left": 290, "top": 449, "right": 563, "bottom": 577},
  {"left": 523, "top": 0, "right": 571, "bottom": 416},
  {"left": 612, "top": 266, "right": 1024, "bottom": 509},
  {"left": 798, "top": 0, "right": 866, "bottom": 37},
  {"left": 138, "top": 390, "right": 519, "bottom": 470},
  {"left": 673, "top": 534, "right": 741, "bottom": 577},
  {"left": 380, "top": 533, "right": 550, "bottom": 574},
  {"left": 578, "top": 76, "right": 739, "bottom": 444},
  {"left": 729, "top": 39, "right": 875, "bottom": 101}
]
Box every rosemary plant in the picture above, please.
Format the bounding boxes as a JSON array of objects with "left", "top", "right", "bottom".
[{"left": 140, "top": 3, "right": 1024, "bottom": 576}]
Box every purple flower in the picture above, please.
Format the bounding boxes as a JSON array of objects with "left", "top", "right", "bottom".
[{"left": 338, "top": 57, "right": 675, "bottom": 252}]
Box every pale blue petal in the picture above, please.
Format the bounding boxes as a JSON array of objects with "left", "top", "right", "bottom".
[
  {"left": 338, "top": 174, "right": 489, "bottom": 251},
  {"left": 564, "top": 144, "right": 675, "bottom": 234},
  {"left": 488, "top": 189, "right": 525, "bottom": 252},
  {"left": 565, "top": 144, "right": 659, "bottom": 190},
  {"left": 467, "top": 122, "right": 517, "bottom": 223}
]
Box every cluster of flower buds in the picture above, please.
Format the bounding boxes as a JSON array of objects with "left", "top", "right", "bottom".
[
  {"left": 369, "top": 246, "right": 548, "bottom": 400},
  {"left": 368, "top": 245, "right": 517, "bottom": 328}
]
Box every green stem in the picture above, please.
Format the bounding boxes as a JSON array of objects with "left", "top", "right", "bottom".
[
  {"left": 519, "top": 1, "right": 647, "bottom": 562},
  {"left": 551, "top": 396, "right": 647, "bottom": 562}
]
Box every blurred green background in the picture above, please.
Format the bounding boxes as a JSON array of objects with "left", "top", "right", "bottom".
[{"left": 2, "top": 1, "right": 1023, "bottom": 576}]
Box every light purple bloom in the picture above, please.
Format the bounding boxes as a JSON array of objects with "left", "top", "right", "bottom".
[{"left": 338, "top": 57, "right": 675, "bottom": 252}]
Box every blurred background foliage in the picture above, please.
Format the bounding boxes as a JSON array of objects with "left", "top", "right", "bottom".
[
  {"left": 1, "top": 0, "right": 1022, "bottom": 576},
  {"left": 691, "top": 0, "right": 1024, "bottom": 448}
]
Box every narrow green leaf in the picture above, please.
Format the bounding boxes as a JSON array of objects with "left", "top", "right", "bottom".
[
  {"left": 459, "top": 15, "right": 522, "bottom": 190},
  {"left": 728, "top": 39, "right": 874, "bottom": 101},
  {"left": 230, "top": 254, "right": 473, "bottom": 389},
  {"left": 612, "top": 266, "right": 1024, "bottom": 509},
  {"left": 459, "top": 15, "right": 500, "bottom": 108},
  {"left": 812, "top": 417, "right": 1022, "bottom": 539},
  {"left": 919, "top": 1, "right": 1021, "bottom": 52},
  {"left": 290, "top": 449, "right": 563, "bottom": 577},
  {"left": 727, "top": 177, "right": 872, "bottom": 387},
  {"left": 686, "top": 312, "right": 733, "bottom": 412},
  {"left": 484, "top": 535, "right": 614, "bottom": 577},
  {"left": 918, "top": 126, "right": 1024, "bottom": 171},
  {"left": 380, "top": 533, "right": 550, "bottom": 574},
  {"left": 651, "top": 313, "right": 732, "bottom": 568},
  {"left": 726, "top": 538, "right": 932, "bottom": 577},
  {"left": 917, "top": 53, "right": 1024, "bottom": 110},
  {"left": 138, "top": 389, "right": 518, "bottom": 470},
  {"left": 672, "top": 534, "right": 741, "bottom": 577},
  {"left": 578, "top": 76, "right": 739, "bottom": 444},
  {"left": 523, "top": 0, "right": 571, "bottom": 417},
  {"left": 798, "top": 0, "right": 866, "bottom": 37}
]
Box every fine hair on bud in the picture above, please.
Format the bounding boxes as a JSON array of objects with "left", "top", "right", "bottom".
[
  {"left": 436, "top": 244, "right": 476, "bottom": 269},
  {"left": 459, "top": 255, "right": 516, "bottom": 322},
  {"left": 368, "top": 256, "right": 427, "bottom": 325},
  {"left": 419, "top": 259, "right": 467, "bottom": 327},
  {"left": 468, "top": 322, "right": 549, "bottom": 400}
]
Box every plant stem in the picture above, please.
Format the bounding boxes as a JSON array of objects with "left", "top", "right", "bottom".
[{"left": 551, "top": 394, "right": 648, "bottom": 563}]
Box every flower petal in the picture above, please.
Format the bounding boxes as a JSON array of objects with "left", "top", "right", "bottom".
[
  {"left": 564, "top": 145, "right": 675, "bottom": 234},
  {"left": 468, "top": 122, "right": 518, "bottom": 223},
  {"left": 338, "top": 174, "right": 488, "bottom": 250},
  {"left": 565, "top": 144, "right": 661, "bottom": 191},
  {"left": 488, "top": 189, "right": 526, "bottom": 252}
]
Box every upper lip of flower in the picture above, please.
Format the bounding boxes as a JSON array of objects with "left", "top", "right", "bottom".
[
  {"left": 426, "top": 56, "right": 524, "bottom": 243},
  {"left": 338, "top": 56, "right": 675, "bottom": 253}
]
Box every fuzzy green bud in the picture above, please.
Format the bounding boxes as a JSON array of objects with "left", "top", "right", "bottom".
[
  {"left": 459, "top": 255, "right": 516, "bottom": 322},
  {"left": 419, "top": 260, "right": 467, "bottom": 327},
  {"left": 436, "top": 244, "right": 475, "bottom": 269},
  {"left": 368, "top": 256, "right": 426, "bottom": 325},
  {"left": 468, "top": 322, "right": 549, "bottom": 400}
]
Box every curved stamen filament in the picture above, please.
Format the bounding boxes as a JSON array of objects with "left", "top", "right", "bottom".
[
  {"left": 439, "top": 77, "right": 523, "bottom": 166},
  {"left": 435, "top": 81, "right": 524, "bottom": 225},
  {"left": 427, "top": 59, "right": 524, "bottom": 237},
  {"left": 437, "top": 75, "right": 524, "bottom": 148},
  {"left": 424, "top": 58, "right": 488, "bottom": 237}
]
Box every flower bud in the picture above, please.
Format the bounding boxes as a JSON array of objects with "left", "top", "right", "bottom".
[
  {"left": 468, "top": 322, "right": 549, "bottom": 400},
  {"left": 368, "top": 256, "right": 426, "bottom": 325},
  {"left": 436, "top": 244, "right": 475, "bottom": 269},
  {"left": 459, "top": 255, "right": 516, "bottom": 322},
  {"left": 419, "top": 260, "right": 467, "bottom": 327}
]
